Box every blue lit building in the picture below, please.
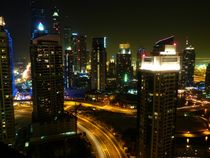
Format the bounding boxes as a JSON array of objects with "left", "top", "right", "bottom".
[
  {"left": 30, "top": 0, "right": 47, "bottom": 37},
  {"left": 0, "top": 17, "right": 15, "bottom": 145}
]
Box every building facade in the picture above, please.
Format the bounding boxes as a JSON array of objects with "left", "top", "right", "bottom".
[
  {"left": 71, "top": 33, "right": 87, "bottom": 73},
  {"left": 0, "top": 17, "right": 15, "bottom": 144},
  {"left": 30, "top": 24, "right": 64, "bottom": 122},
  {"left": 180, "top": 40, "right": 195, "bottom": 88},
  {"left": 91, "top": 37, "right": 107, "bottom": 91},
  {"left": 138, "top": 36, "right": 180, "bottom": 158},
  {"left": 116, "top": 43, "right": 133, "bottom": 89},
  {"left": 205, "top": 63, "right": 210, "bottom": 94}
]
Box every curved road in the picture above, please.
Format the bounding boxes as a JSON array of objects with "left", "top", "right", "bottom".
[
  {"left": 14, "top": 105, "right": 127, "bottom": 158},
  {"left": 78, "top": 116, "right": 127, "bottom": 158}
]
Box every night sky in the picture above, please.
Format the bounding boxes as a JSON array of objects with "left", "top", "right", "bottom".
[{"left": 1, "top": 0, "right": 210, "bottom": 61}]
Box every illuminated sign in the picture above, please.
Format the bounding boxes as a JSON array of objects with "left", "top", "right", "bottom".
[
  {"left": 37, "top": 22, "right": 45, "bottom": 31},
  {"left": 53, "top": 11, "right": 59, "bottom": 17},
  {"left": 72, "top": 33, "right": 78, "bottom": 36},
  {"left": 104, "top": 37, "right": 107, "bottom": 48},
  {"left": 160, "top": 45, "right": 176, "bottom": 55},
  {"left": 141, "top": 56, "right": 180, "bottom": 71},
  {"left": 66, "top": 46, "right": 72, "bottom": 51},
  {"left": 124, "top": 74, "right": 128, "bottom": 82},
  {"left": 0, "top": 16, "right": 5, "bottom": 26}
]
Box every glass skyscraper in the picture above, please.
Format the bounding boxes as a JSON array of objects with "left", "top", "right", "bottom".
[
  {"left": 91, "top": 37, "right": 107, "bottom": 91},
  {"left": 138, "top": 36, "right": 180, "bottom": 158},
  {"left": 0, "top": 17, "right": 15, "bottom": 145}
]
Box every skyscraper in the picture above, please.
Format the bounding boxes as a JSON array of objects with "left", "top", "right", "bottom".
[
  {"left": 138, "top": 36, "right": 180, "bottom": 158},
  {"left": 180, "top": 40, "right": 195, "bottom": 88},
  {"left": 205, "top": 63, "right": 210, "bottom": 94},
  {"left": 30, "top": 23, "right": 64, "bottom": 122},
  {"left": 108, "top": 56, "right": 116, "bottom": 78},
  {"left": 51, "top": 7, "right": 60, "bottom": 34},
  {"left": 91, "top": 37, "right": 107, "bottom": 91},
  {"left": 0, "top": 17, "right": 15, "bottom": 144},
  {"left": 116, "top": 43, "right": 133, "bottom": 89},
  {"left": 30, "top": 0, "right": 46, "bottom": 37},
  {"left": 71, "top": 33, "right": 87, "bottom": 73},
  {"left": 64, "top": 47, "right": 74, "bottom": 89}
]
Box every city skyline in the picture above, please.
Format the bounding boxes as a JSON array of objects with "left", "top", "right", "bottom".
[{"left": 1, "top": 0, "right": 210, "bottom": 60}]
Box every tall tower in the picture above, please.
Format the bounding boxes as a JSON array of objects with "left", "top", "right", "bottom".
[
  {"left": 70, "top": 33, "right": 87, "bottom": 74},
  {"left": 108, "top": 56, "right": 116, "bottom": 78},
  {"left": 138, "top": 36, "right": 180, "bottom": 158},
  {"left": 205, "top": 63, "right": 210, "bottom": 94},
  {"left": 64, "top": 46, "right": 74, "bottom": 89},
  {"left": 180, "top": 40, "right": 195, "bottom": 88},
  {"left": 91, "top": 37, "right": 107, "bottom": 91},
  {"left": 30, "top": 0, "right": 46, "bottom": 38},
  {"left": 30, "top": 23, "right": 64, "bottom": 122},
  {"left": 52, "top": 7, "right": 60, "bottom": 34},
  {"left": 0, "top": 17, "right": 15, "bottom": 144},
  {"left": 116, "top": 43, "right": 133, "bottom": 89}
]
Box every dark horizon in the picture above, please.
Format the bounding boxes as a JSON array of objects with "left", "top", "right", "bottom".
[{"left": 1, "top": 0, "right": 210, "bottom": 61}]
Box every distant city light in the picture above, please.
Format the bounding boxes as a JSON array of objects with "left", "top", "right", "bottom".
[
  {"left": 0, "top": 16, "right": 5, "bottom": 26},
  {"left": 53, "top": 11, "right": 59, "bottom": 17},
  {"left": 124, "top": 74, "right": 128, "bottom": 82},
  {"left": 72, "top": 33, "right": 78, "bottom": 36},
  {"left": 104, "top": 37, "right": 107, "bottom": 48},
  {"left": 37, "top": 22, "right": 45, "bottom": 31},
  {"left": 66, "top": 46, "right": 72, "bottom": 50}
]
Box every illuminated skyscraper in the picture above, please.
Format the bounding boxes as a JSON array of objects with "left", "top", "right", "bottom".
[
  {"left": 108, "top": 56, "right": 116, "bottom": 78},
  {"left": 180, "top": 40, "right": 195, "bottom": 88},
  {"left": 30, "top": 23, "right": 64, "bottom": 122},
  {"left": 0, "top": 17, "right": 15, "bottom": 144},
  {"left": 30, "top": 0, "right": 46, "bottom": 37},
  {"left": 138, "top": 36, "right": 180, "bottom": 158},
  {"left": 116, "top": 43, "right": 133, "bottom": 89},
  {"left": 71, "top": 33, "right": 87, "bottom": 73},
  {"left": 205, "top": 63, "right": 210, "bottom": 94},
  {"left": 64, "top": 47, "right": 74, "bottom": 89},
  {"left": 91, "top": 37, "right": 107, "bottom": 91},
  {"left": 63, "top": 27, "right": 72, "bottom": 89},
  {"left": 52, "top": 7, "right": 60, "bottom": 34}
]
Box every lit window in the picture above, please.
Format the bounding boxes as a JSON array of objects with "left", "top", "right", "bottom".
[{"left": 5, "top": 95, "right": 9, "bottom": 98}]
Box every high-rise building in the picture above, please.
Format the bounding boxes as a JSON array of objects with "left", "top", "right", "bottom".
[
  {"left": 116, "top": 43, "right": 133, "bottom": 89},
  {"left": 71, "top": 33, "right": 87, "bottom": 73},
  {"left": 0, "top": 17, "right": 15, "bottom": 144},
  {"left": 180, "top": 40, "right": 195, "bottom": 88},
  {"left": 138, "top": 36, "right": 180, "bottom": 158},
  {"left": 51, "top": 7, "right": 60, "bottom": 34},
  {"left": 91, "top": 37, "right": 107, "bottom": 91},
  {"left": 108, "top": 56, "right": 116, "bottom": 78},
  {"left": 205, "top": 63, "right": 210, "bottom": 94},
  {"left": 30, "top": 23, "right": 64, "bottom": 122},
  {"left": 64, "top": 47, "right": 74, "bottom": 89},
  {"left": 30, "top": 0, "right": 46, "bottom": 37}
]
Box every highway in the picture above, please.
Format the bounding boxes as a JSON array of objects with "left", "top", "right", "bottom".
[
  {"left": 64, "top": 101, "right": 136, "bottom": 115},
  {"left": 14, "top": 104, "right": 127, "bottom": 158},
  {"left": 78, "top": 116, "right": 127, "bottom": 158}
]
